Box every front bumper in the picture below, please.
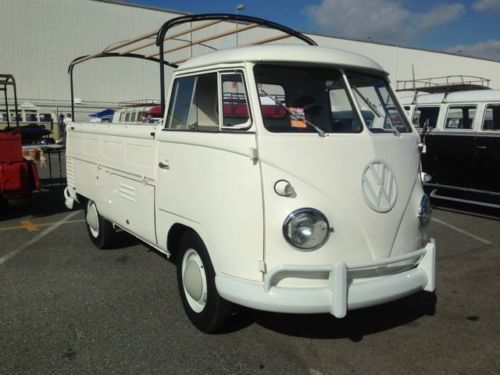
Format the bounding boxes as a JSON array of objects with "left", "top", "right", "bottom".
[{"left": 216, "top": 239, "right": 436, "bottom": 318}]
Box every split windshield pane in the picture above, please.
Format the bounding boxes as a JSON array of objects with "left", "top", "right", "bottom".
[
  {"left": 254, "top": 64, "right": 361, "bottom": 133},
  {"left": 346, "top": 72, "right": 412, "bottom": 133}
]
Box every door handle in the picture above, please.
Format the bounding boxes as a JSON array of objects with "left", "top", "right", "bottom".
[
  {"left": 475, "top": 145, "right": 487, "bottom": 150},
  {"left": 158, "top": 160, "right": 170, "bottom": 170}
]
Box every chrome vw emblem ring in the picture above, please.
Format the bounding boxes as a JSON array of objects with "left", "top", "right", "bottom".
[{"left": 361, "top": 160, "right": 398, "bottom": 213}]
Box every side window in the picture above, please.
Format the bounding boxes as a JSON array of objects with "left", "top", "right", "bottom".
[
  {"left": 167, "top": 73, "right": 218, "bottom": 131},
  {"left": 130, "top": 112, "right": 137, "bottom": 122},
  {"left": 138, "top": 111, "right": 147, "bottom": 123},
  {"left": 167, "top": 76, "right": 196, "bottom": 129},
  {"left": 445, "top": 105, "right": 476, "bottom": 130},
  {"left": 222, "top": 72, "right": 250, "bottom": 128},
  {"left": 40, "top": 113, "right": 52, "bottom": 122},
  {"left": 125, "top": 112, "right": 130, "bottom": 122},
  {"left": 415, "top": 106, "right": 440, "bottom": 128},
  {"left": 482, "top": 104, "right": 500, "bottom": 130},
  {"left": 25, "top": 111, "right": 38, "bottom": 122}
]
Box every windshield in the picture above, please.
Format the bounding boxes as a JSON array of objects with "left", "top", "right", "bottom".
[
  {"left": 347, "top": 72, "right": 412, "bottom": 133},
  {"left": 254, "top": 64, "right": 411, "bottom": 134}
]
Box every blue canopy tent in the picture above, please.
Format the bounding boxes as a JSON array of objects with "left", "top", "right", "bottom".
[{"left": 89, "top": 108, "right": 114, "bottom": 122}]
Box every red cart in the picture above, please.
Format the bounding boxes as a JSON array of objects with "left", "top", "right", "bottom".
[
  {"left": 0, "top": 131, "right": 39, "bottom": 201},
  {"left": 0, "top": 74, "right": 40, "bottom": 202}
]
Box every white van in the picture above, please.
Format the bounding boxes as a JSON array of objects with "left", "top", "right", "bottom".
[
  {"left": 0, "top": 104, "right": 59, "bottom": 139},
  {"left": 111, "top": 100, "right": 162, "bottom": 125},
  {"left": 65, "top": 14, "right": 435, "bottom": 332}
]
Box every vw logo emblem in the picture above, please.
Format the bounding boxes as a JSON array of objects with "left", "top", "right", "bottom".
[{"left": 361, "top": 160, "right": 398, "bottom": 213}]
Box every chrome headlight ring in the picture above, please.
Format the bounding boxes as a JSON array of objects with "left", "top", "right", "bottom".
[{"left": 283, "top": 208, "right": 331, "bottom": 250}]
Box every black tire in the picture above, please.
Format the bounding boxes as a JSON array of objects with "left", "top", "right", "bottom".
[
  {"left": 84, "top": 199, "right": 116, "bottom": 249},
  {"left": 176, "top": 231, "right": 232, "bottom": 333}
]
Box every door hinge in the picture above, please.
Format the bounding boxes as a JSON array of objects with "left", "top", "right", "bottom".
[{"left": 249, "top": 147, "right": 259, "bottom": 162}]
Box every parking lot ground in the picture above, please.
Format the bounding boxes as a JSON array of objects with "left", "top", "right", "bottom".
[{"left": 0, "top": 187, "right": 499, "bottom": 374}]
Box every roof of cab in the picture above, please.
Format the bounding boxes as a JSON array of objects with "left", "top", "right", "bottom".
[
  {"left": 177, "top": 44, "right": 386, "bottom": 74},
  {"left": 399, "top": 89, "right": 500, "bottom": 105}
]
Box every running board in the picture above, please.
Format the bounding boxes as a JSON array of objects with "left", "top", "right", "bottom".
[{"left": 430, "top": 189, "right": 500, "bottom": 209}]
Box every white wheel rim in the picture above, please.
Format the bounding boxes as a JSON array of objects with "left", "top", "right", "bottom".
[
  {"left": 181, "top": 248, "right": 208, "bottom": 313},
  {"left": 86, "top": 201, "right": 100, "bottom": 238}
]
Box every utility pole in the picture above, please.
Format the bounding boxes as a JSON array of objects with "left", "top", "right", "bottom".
[{"left": 235, "top": 4, "right": 245, "bottom": 46}]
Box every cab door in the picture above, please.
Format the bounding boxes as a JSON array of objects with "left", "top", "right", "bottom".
[
  {"left": 416, "top": 105, "right": 441, "bottom": 180},
  {"left": 155, "top": 70, "right": 264, "bottom": 281},
  {"left": 472, "top": 103, "right": 500, "bottom": 195},
  {"left": 426, "top": 104, "right": 477, "bottom": 189}
]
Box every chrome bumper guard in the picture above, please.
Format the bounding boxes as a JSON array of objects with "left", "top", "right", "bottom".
[{"left": 216, "top": 239, "right": 436, "bottom": 318}]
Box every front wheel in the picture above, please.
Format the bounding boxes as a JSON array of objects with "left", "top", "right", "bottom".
[
  {"left": 176, "top": 231, "right": 232, "bottom": 333},
  {"left": 84, "top": 199, "right": 116, "bottom": 249}
]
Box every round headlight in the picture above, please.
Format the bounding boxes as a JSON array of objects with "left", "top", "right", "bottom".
[
  {"left": 418, "top": 194, "right": 432, "bottom": 227},
  {"left": 283, "top": 208, "right": 330, "bottom": 250}
]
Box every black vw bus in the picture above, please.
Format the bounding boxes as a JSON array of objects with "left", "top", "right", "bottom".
[{"left": 401, "top": 89, "right": 500, "bottom": 208}]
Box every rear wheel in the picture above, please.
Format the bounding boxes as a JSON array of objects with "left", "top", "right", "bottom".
[
  {"left": 176, "top": 231, "right": 232, "bottom": 333},
  {"left": 84, "top": 199, "right": 115, "bottom": 249}
]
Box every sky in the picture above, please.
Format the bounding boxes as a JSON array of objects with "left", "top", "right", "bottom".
[{"left": 127, "top": 0, "right": 500, "bottom": 61}]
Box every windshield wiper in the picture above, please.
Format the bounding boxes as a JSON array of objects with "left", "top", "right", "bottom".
[
  {"left": 376, "top": 90, "right": 400, "bottom": 137},
  {"left": 352, "top": 87, "right": 382, "bottom": 118},
  {"left": 259, "top": 88, "right": 327, "bottom": 137},
  {"left": 353, "top": 86, "right": 401, "bottom": 136}
]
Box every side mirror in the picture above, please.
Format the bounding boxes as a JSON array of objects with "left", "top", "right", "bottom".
[
  {"left": 422, "top": 119, "right": 432, "bottom": 136},
  {"left": 412, "top": 110, "right": 420, "bottom": 126},
  {"left": 418, "top": 119, "right": 432, "bottom": 154}
]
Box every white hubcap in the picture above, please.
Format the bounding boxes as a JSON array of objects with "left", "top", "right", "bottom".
[
  {"left": 182, "top": 248, "right": 208, "bottom": 313},
  {"left": 86, "top": 201, "right": 100, "bottom": 238}
]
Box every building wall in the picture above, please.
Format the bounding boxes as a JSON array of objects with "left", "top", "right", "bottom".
[
  {"left": 1, "top": 0, "right": 499, "bottom": 115},
  {"left": 312, "top": 34, "right": 500, "bottom": 91},
  {"left": 0, "top": 0, "right": 176, "bottom": 107}
]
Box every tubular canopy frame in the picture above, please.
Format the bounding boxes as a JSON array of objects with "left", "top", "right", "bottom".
[
  {"left": 0, "top": 74, "right": 20, "bottom": 129},
  {"left": 68, "top": 13, "right": 317, "bottom": 118}
]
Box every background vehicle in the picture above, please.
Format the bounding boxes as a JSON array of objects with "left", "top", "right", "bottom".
[
  {"left": 111, "top": 100, "right": 162, "bottom": 124},
  {"left": 65, "top": 14, "right": 435, "bottom": 333},
  {"left": 401, "top": 89, "right": 500, "bottom": 208},
  {"left": 0, "top": 76, "right": 58, "bottom": 144}
]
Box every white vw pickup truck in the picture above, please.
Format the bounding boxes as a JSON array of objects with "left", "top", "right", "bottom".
[{"left": 64, "top": 14, "right": 436, "bottom": 333}]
